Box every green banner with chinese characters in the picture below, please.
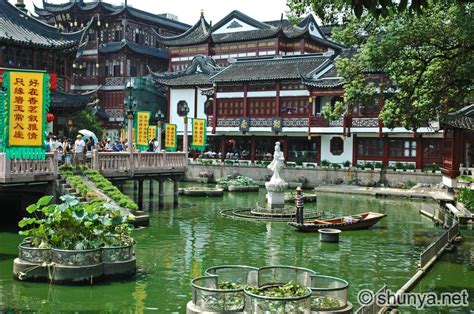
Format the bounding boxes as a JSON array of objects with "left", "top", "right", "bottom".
[
  {"left": 2, "top": 69, "right": 49, "bottom": 160},
  {"left": 191, "top": 118, "right": 207, "bottom": 151}
]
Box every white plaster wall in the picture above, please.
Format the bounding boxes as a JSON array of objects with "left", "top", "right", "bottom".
[
  {"left": 170, "top": 88, "right": 195, "bottom": 133},
  {"left": 320, "top": 135, "right": 353, "bottom": 164}
]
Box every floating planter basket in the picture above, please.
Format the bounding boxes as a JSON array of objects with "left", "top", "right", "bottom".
[
  {"left": 310, "top": 275, "right": 349, "bottom": 312},
  {"left": 18, "top": 241, "right": 51, "bottom": 264},
  {"left": 228, "top": 185, "right": 259, "bottom": 192},
  {"left": 102, "top": 239, "right": 134, "bottom": 263},
  {"left": 188, "top": 265, "right": 352, "bottom": 313},
  {"left": 52, "top": 248, "right": 102, "bottom": 266}
]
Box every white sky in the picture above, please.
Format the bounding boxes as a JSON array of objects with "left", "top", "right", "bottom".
[{"left": 13, "top": 0, "right": 290, "bottom": 25}]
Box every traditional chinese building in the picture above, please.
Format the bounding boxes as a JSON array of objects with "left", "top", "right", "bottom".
[
  {"left": 441, "top": 104, "right": 474, "bottom": 187},
  {"left": 154, "top": 10, "right": 443, "bottom": 168},
  {"left": 0, "top": 0, "right": 97, "bottom": 137},
  {"left": 155, "top": 10, "right": 343, "bottom": 71},
  {"left": 35, "top": 0, "right": 190, "bottom": 139}
]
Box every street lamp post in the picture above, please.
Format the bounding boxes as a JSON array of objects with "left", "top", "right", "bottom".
[
  {"left": 155, "top": 110, "right": 165, "bottom": 151},
  {"left": 177, "top": 100, "right": 190, "bottom": 156},
  {"left": 124, "top": 79, "right": 137, "bottom": 154}
]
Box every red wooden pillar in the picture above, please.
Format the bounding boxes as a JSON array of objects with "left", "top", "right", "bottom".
[
  {"left": 382, "top": 135, "right": 389, "bottom": 167},
  {"left": 212, "top": 92, "right": 217, "bottom": 134},
  {"left": 220, "top": 135, "right": 226, "bottom": 162},
  {"left": 352, "top": 134, "right": 358, "bottom": 166},
  {"left": 416, "top": 135, "right": 423, "bottom": 169},
  {"left": 243, "top": 83, "right": 248, "bottom": 117},
  {"left": 251, "top": 136, "right": 256, "bottom": 163},
  {"left": 275, "top": 82, "right": 281, "bottom": 117}
]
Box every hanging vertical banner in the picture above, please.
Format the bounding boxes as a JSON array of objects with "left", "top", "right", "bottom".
[
  {"left": 191, "top": 118, "right": 207, "bottom": 151},
  {"left": 134, "top": 111, "right": 150, "bottom": 150},
  {"left": 148, "top": 125, "right": 157, "bottom": 140},
  {"left": 164, "top": 123, "right": 177, "bottom": 152},
  {"left": 3, "top": 70, "right": 49, "bottom": 159},
  {"left": 120, "top": 128, "right": 127, "bottom": 142},
  {"left": 0, "top": 91, "right": 4, "bottom": 152}
]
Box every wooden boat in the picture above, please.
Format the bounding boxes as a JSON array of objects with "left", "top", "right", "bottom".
[{"left": 288, "top": 212, "right": 386, "bottom": 232}]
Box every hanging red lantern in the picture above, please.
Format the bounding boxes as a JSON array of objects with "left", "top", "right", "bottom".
[{"left": 46, "top": 113, "right": 55, "bottom": 123}]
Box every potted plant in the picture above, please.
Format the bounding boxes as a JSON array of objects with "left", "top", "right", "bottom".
[
  {"left": 364, "top": 162, "right": 374, "bottom": 170},
  {"left": 331, "top": 163, "right": 341, "bottom": 170},
  {"left": 395, "top": 162, "right": 404, "bottom": 172},
  {"left": 286, "top": 162, "right": 297, "bottom": 168},
  {"left": 355, "top": 163, "right": 364, "bottom": 170},
  {"left": 406, "top": 163, "right": 416, "bottom": 172},
  {"left": 433, "top": 163, "right": 442, "bottom": 173},
  {"left": 342, "top": 160, "right": 351, "bottom": 169},
  {"left": 320, "top": 160, "right": 330, "bottom": 168},
  {"left": 374, "top": 162, "right": 383, "bottom": 171}
]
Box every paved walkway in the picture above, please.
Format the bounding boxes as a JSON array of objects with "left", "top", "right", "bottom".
[{"left": 314, "top": 184, "right": 454, "bottom": 202}]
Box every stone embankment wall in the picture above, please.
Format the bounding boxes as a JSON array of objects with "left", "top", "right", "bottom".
[{"left": 185, "top": 164, "right": 442, "bottom": 188}]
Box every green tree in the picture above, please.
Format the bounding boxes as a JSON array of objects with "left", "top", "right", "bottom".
[
  {"left": 70, "top": 107, "right": 103, "bottom": 139},
  {"left": 289, "top": 1, "right": 474, "bottom": 129}
]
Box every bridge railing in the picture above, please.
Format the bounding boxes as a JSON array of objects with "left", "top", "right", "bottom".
[{"left": 0, "top": 152, "right": 58, "bottom": 182}]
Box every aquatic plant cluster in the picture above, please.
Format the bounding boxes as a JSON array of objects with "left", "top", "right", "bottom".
[
  {"left": 216, "top": 175, "right": 257, "bottom": 187},
  {"left": 18, "top": 195, "right": 134, "bottom": 250}
]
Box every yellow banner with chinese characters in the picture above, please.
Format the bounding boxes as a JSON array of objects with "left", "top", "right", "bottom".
[
  {"left": 148, "top": 125, "right": 157, "bottom": 140},
  {"left": 8, "top": 71, "right": 44, "bottom": 147},
  {"left": 191, "top": 118, "right": 207, "bottom": 151},
  {"left": 135, "top": 111, "right": 150, "bottom": 149},
  {"left": 164, "top": 123, "right": 177, "bottom": 151}
]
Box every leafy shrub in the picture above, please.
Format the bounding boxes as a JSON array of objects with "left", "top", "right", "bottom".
[
  {"left": 456, "top": 188, "right": 474, "bottom": 211},
  {"left": 286, "top": 162, "right": 297, "bottom": 168},
  {"left": 406, "top": 163, "right": 416, "bottom": 170},
  {"left": 343, "top": 160, "right": 351, "bottom": 168},
  {"left": 84, "top": 168, "right": 138, "bottom": 211},
  {"left": 374, "top": 162, "right": 383, "bottom": 169},
  {"left": 331, "top": 163, "right": 341, "bottom": 169},
  {"left": 395, "top": 162, "right": 404, "bottom": 170},
  {"left": 364, "top": 162, "right": 374, "bottom": 170}
]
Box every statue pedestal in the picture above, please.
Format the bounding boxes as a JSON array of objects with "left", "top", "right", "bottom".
[{"left": 265, "top": 181, "right": 288, "bottom": 210}]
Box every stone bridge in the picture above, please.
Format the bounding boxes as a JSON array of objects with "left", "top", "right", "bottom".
[{"left": 0, "top": 151, "right": 187, "bottom": 184}]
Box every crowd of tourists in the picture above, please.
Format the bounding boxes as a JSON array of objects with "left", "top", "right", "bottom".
[{"left": 45, "top": 133, "right": 136, "bottom": 165}]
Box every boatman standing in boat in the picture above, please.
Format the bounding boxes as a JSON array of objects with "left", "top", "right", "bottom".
[{"left": 295, "top": 187, "right": 304, "bottom": 224}]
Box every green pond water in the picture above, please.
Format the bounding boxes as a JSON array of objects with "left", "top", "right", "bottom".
[{"left": 0, "top": 181, "right": 473, "bottom": 313}]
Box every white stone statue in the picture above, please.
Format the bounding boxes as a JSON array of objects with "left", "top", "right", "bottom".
[{"left": 267, "top": 141, "right": 285, "bottom": 185}]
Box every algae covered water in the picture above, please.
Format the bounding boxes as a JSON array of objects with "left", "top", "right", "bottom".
[{"left": 0, "top": 182, "right": 473, "bottom": 312}]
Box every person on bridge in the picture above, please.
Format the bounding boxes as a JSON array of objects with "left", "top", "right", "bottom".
[{"left": 74, "top": 135, "right": 86, "bottom": 165}]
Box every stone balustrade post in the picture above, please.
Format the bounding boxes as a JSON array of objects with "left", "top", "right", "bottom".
[
  {"left": 52, "top": 151, "right": 59, "bottom": 174},
  {"left": 91, "top": 149, "right": 99, "bottom": 170}
]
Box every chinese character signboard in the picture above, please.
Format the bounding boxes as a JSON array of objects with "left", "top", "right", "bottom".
[
  {"left": 134, "top": 111, "right": 150, "bottom": 150},
  {"left": 2, "top": 69, "right": 49, "bottom": 159},
  {"left": 191, "top": 118, "right": 207, "bottom": 151},
  {"left": 271, "top": 117, "right": 282, "bottom": 133},
  {"left": 164, "top": 123, "right": 177, "bottom": 151},
  {"left": 148, "top": 125, "right": 157, "bottom": 140},
  {"left": 239, "top": 117, "right": 250, "bottom": 133}
]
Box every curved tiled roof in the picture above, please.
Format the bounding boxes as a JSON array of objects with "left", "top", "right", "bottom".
[
  {"left": 156, "top": 10, "right": 343, "bottom": 50},
  {"left": 98, "top": 40, "right": 168, "bottom": 59},
  {"left": 51, "top": 89, "right": 97, "bottom": 109},
  {"left": 150, "top": 55, "right": 220, "bottom": 87},
  {"left": 38, "top": 0, "right": 189, "bottom": 31},
  {"left": 443, "top": 104, "right": 474, "bottom": 130},
  {"left": 211, "top": 54, "right": 330, "bottom": 83},
  {"left": 0, "top": 0, "right": 88, "bottom": 50},
  {"left": 302, "top": 63, "right": 344, "bottom": 88},
  {"left": 153, "top": 15, "right": 210, "bottom": 46}
]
